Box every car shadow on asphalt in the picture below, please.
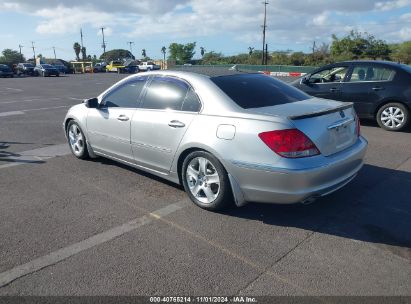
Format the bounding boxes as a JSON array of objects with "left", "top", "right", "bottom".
[
  {"left": 92, "top": 154, "right": 411, "bottom": 257},
  {"left": 221, "top": 164, "right": 411, "bottom": 258},
  {"left": 0, "top": 141, "right": 49, "bottom": 164}
]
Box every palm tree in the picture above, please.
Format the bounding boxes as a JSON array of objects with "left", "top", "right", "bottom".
[
  {"left": 81, "top": 47, "right": 87, "bottom": 61},
  {"left": 161, "top": 46, "right": 167, "bottom": 69},
  {"left": 73, "top": 42, "right": 81, "bottom": 61},
  {"left": 248, "top": 47, "right": 254, "bottom": 56},
  {"left": 200, "top": 47, "right": 205, "bottom": 57},
  {"left": 142, "top": 49, "right": 146, "bottom": 58}
]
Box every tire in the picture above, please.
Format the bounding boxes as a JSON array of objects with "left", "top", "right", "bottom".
[
  {"left": 42, "top": 71, "right": 46, "bottom": 77},
  {"left": 66, "top": 121, "right": 89, "bottom": 159},
  {"left": 182, "top": 151, "right": 233, "bottom": 211},
  {"left": 376, "top": 103, "right": 409, "bottom": 131}
]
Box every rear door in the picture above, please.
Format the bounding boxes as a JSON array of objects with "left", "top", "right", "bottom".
[
  {"left": 131, "top": 76, "right": 201, "bottom": 173},
  {"left": 341, "top": 64, "right": 397, "bottom": 118},
  {"left": 299, "top": 64, "right": 351, "bottom": 101}
]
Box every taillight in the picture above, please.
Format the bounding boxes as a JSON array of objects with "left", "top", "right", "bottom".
[
  {"left": 356, "top": 115, "right": 361, "bottom": 137},
  {"left": 258, "top": 129, "right": 320, "bottom": 158}
]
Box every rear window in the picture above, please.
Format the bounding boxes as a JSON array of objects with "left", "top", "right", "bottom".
[{"left": 211, "top": 74, "right": 309, "bottom": 109}]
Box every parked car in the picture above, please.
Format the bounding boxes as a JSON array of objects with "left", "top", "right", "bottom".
[
  {"left": 63, "top": 70, "right": 367, "bottom": 211},
  {"left": 53, "top": 64, "right": 68, "bottom": 74},
  {"left": 16, "top": 63, "right": 35, "bottom": 76},
  {"left": 138, "top": 61, "right": 160, "bottom": 71},
  {"left": 0, "top": 64, "right": 14, "bottom": 77},
  {"left": 93, "top": 63, "right": 106, "bottom": 73},
  {"left": 106, "top": 61, "right": 125, "bottom": 72},
  {"left": 34, "top": 64, "right": 60, "bottom": 77},
  {"left": 291, "top": 61, "right": 411, "bottom": 131}
]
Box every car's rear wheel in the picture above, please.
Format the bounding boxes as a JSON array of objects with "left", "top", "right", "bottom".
[
  {"left": 377, "top": 103, "right": 409, "bottom": 131},
  {"left": 67, "top": 121, "right": 89, "bottom": 159},
  {"left": 182, "top": 151, "right": 232, "bottom": 211}
]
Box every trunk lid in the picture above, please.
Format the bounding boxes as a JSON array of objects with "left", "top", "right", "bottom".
[{"left": 248, "top": 98, "right": 358, "bottom": 156}]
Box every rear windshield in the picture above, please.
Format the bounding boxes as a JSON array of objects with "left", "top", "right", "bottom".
[{"left": 211, "top": 74, "right": 310, "bottom": 109}]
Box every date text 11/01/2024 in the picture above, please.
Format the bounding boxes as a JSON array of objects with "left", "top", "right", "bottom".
[{"left": 149, "top": 296, "right": 257, "bottom": 303}]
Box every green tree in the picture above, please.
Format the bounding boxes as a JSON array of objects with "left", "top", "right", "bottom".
[
  {"left": 200, "top": 47, "right": 205, "bottom": 57},
  {"left": 201, "top": 51, "right": 225, "bottom": 64},
  {"left": 331, "top": 30, "right": 390, "bottom": 60},
  {"left": 81, "top": 47, "right": 87, "bottom": 61},
  {"left": 73, "top": 42, "right": 81, "bottom": 61},
  {"left": 0, "top": 49, "right": 25, "bottom": 64},
  {"left": 168, "top": 42, "right": 196, "bottom": 64},
  {"left": 391, "top": 41, "right": 411, "bottom": 64},
  {"left": 142, "top": 49, "right": 147, "bottom": 58},
  {"left": 100, "top": 49, "right": 134, "bottom": 62}
]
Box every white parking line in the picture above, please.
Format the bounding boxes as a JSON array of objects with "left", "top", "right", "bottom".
[
  {"left": 0, "top": 144, "right": 70, "bottom": 169},
  {"left": 0, "top": 111, "right": 25, "bottom": 117},
  {"left": 0, "top": 106, "right": 70, "bottom": 117},
  {"left": 0, "top": 200, "right": 187, "bottom": 287}
]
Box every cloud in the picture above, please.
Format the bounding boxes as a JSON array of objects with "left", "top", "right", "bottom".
[
  {"left": 0, "top": 0, "right": 410, "bottom": 50},
  {"left": 375, "top": 0, "right": 411, "bottom": 11}
]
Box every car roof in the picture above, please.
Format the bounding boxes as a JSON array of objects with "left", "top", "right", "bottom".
[
  {"left": 168, "top": 66, "right": 250, "bottom": 78},
  {"left": 335, "top": 60, "right": 403, "bottom": 67}
]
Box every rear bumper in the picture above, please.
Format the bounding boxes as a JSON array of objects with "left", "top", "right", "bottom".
[{"left": 228, "top": 136, "right": 368, "bottom": 204}]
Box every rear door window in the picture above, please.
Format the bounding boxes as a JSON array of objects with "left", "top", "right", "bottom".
[
  {"left": 349, "top": 66, "right": 396, "bottom": 82},
  {"left": 141, "top": 76, "right": 189, "bottom": 110},
  {"left": 211, "top": 73, "right": 309, "bottom": 109}
]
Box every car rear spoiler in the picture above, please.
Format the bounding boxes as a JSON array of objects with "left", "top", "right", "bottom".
[{"left": 288, "top": 103, "right": 353, "bottom": 120}]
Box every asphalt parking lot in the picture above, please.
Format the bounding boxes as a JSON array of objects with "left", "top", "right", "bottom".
[{"left": 0, "top": 73, "right": 410, "bottom": 296}]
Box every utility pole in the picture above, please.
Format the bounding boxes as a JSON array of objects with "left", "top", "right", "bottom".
[
  {"left": 100, "top": 27, "right": 106, "bottom": 54},
  {"left": 52, "top": 46, "right": 57, "bottom": 60},
  {"left": 127, "top": 41, "right": 134, "bottom": 55},
  {"left": 261, "top": 1, "right": 269, "bottom": 65},
  {"left": 80, "top": 28, "right": 84, "bottom": 49},
  {"left": 31, "top": 41, "right": 36, "bottom": 61},
  {"left": 312, "top": 41, "right": 316, "bottom": 54},
  {"left": 18, "top": 44, "right": 23, "bottom": 60}
]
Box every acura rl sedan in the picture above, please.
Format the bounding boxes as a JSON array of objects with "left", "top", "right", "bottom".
[
  {"left": 63, "top": 70, "right": 367, "bottom": 210},
  {"left": 291, "top": 61, "right": 411, "bottom": 131}
]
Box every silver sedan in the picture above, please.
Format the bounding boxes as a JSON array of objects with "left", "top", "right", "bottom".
[{"left": 63, "top": 70, "right": 367, "bottom": 210}]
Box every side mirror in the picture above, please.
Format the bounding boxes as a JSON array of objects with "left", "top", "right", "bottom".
[
  {"left": 301, "top": 76, "right": 309, "bottom": 84},
  {"left": 84, "top": 97, "right": 98, "bottom": 108}
]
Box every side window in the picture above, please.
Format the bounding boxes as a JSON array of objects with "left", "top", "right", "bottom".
[
  {"left": 349, "top": 66, "right": 396, "bottom": 82},
  {"left": 103, "top": 77, "right": 147, "bottom": 108},
  {"left": 309, "top": 66, "right": 349, "bottom": 83},
  {"left": 182, "top": 88, "right": 201, "bottom": 112},
  {"left": 141, "top": 76, "right": 188, "bottom": 110}
]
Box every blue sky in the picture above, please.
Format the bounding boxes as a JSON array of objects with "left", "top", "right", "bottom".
[{"left": 0, "top": 0, "right": 411, "bottom": 61}]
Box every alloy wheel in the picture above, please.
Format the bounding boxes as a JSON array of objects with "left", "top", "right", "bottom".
[{"left": 186, "top": 157, "right": 221, "bottom": 204}]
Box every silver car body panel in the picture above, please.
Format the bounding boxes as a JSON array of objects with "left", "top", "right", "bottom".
[{"left": 63, "top": 70, "right": 368, "bottom": 205}]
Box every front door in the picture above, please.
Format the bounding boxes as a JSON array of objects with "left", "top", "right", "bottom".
[
  {"left": 87, "top": 77, "right": 148, "bottom": 162},
  {"left": 300, "top": 65, "right": 351, "bottom": 101}
]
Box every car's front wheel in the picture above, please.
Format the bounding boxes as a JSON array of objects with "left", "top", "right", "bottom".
[
  {"left": 377, "top": 103, "right": 409, "bottom": 131},
  {"left": 67, "top": 121, "right": 89, "bottom": 159},
  {"left": 182, "top": 151, "right": 232, "bottom": 211}
]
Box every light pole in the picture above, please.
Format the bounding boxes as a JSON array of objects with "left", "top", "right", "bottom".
[
  {"left": 52, "top": 46, "right": 57, "bottom": 60},
  {"left": 100, "top": 27, "right": 106, "bottom": 54},
  {"left": 18, "top": 44, "right": 23, "bottom": 61},
  {"left": 261, "top": 1, "right": 268, "bottom": 65},
  {"left": 127, "top": 41, "right": 135, "bottom": 56},
  {"left": 31, "top": 41, "right": 36, "bottom": 61}
]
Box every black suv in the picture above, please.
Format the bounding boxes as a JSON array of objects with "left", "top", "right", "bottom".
[
  {"left": 292, "top": 61, "right": 411, "bottom": 131},
  {"left": 16, "top": 63, "right": 35, "bottom": 76}
]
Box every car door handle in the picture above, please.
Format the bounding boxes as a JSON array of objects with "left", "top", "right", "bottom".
[
  {"left": 372, "top": 87, "right": 384, "bottom": 91},
  {"left": 168, "top": 120, "right": 185, "bottom": 128},
  {"left": 330, "top": 88, "right": 340, "bottom": 92},
  {"left": 117, "top": 115, "right": 129, "bottom": 121}
]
